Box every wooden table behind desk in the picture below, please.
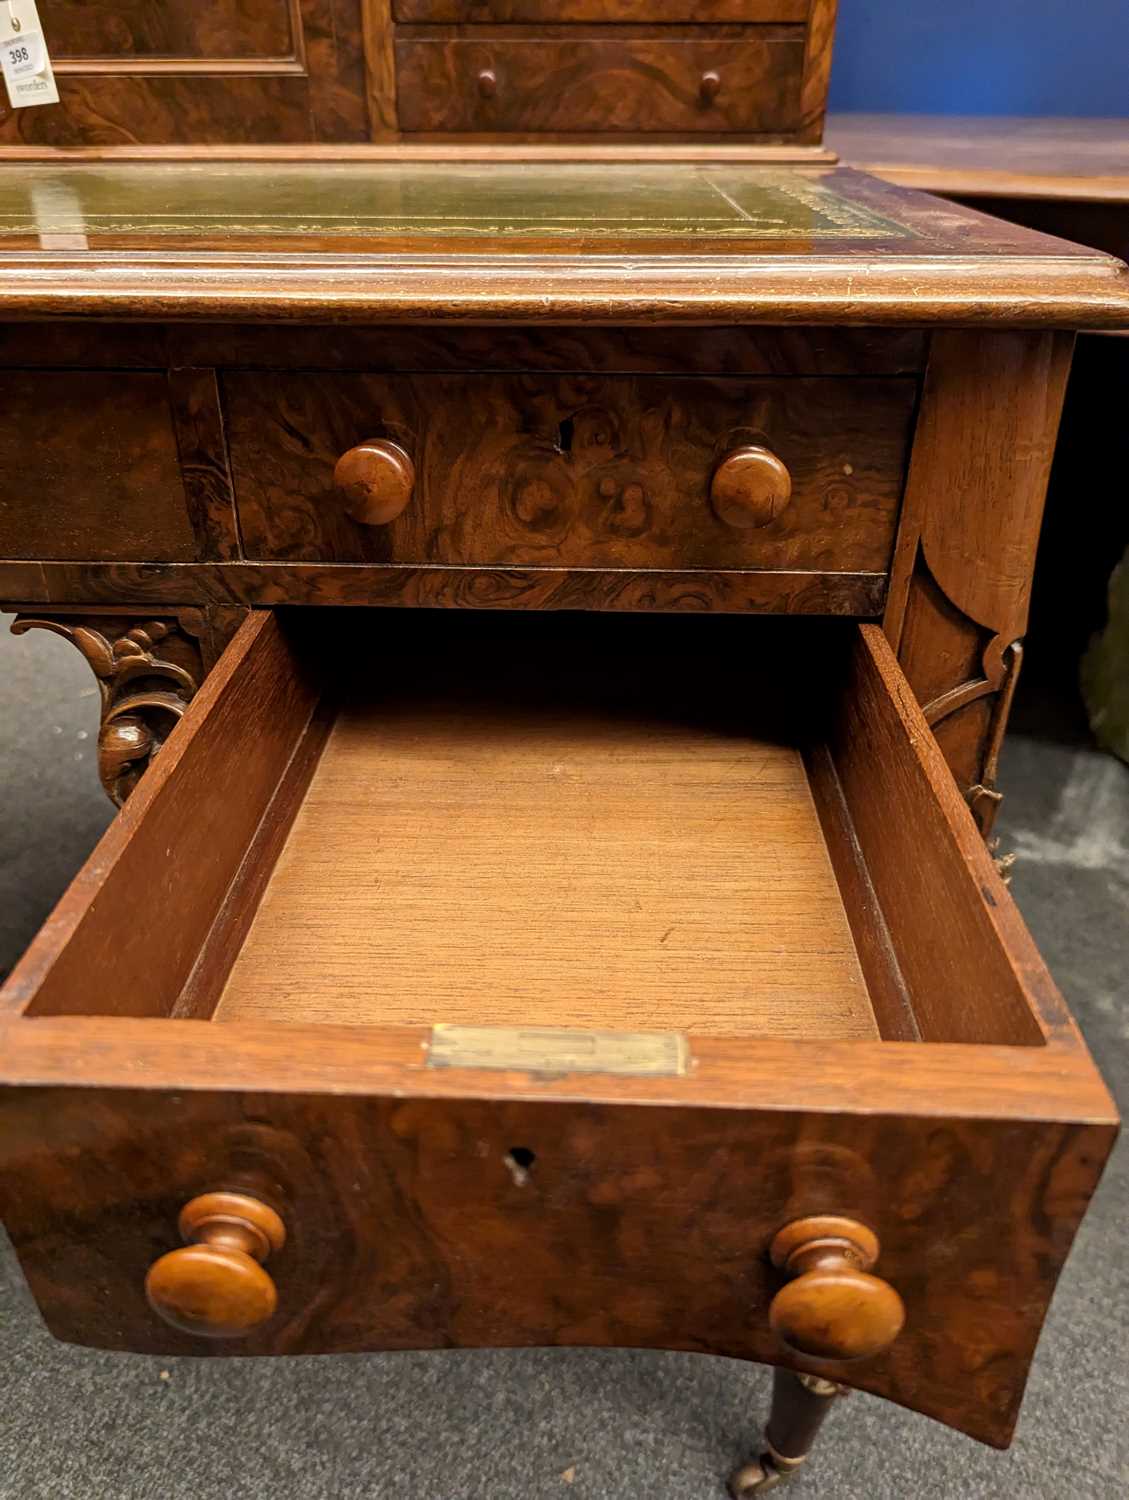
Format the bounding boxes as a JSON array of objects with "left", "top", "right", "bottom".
[{"left": 827, "top": 114, "right": 1129, "bottom": 257}]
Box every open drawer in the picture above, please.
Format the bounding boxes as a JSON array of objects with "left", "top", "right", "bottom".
[{"left": 0, "top": 610, "right": 1115, "bottom": 1449}]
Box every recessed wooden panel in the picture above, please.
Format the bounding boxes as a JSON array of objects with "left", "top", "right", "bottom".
[
  {"left": 0, "top": 0, "right": 369, "bottom": 147},
  {"left": 223, "top": 371, "right": 916, "bottom": 571},
  {"left": 32, "top": 0, "right": 297, "bottom": 59},
  {"left": 0, "top": 371, "right": 196, "bottom": 561},
  {"left": 395, "top": 32, "right": 805, "bottom": 135}
]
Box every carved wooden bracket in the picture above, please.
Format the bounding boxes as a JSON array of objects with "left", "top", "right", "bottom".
[
  {"left": 928, "top": 637, "right": 1025, "bottom": 843},
  {"left": 9, "top": 610, "right": 233, "bottom": 806}
]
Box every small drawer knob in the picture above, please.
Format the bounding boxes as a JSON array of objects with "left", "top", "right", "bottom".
[
  {"left": 477, "top": 68, "right": 498, "bottom": 100},
  {"left": 334, "top": 438, "right": 415, "bottom": 526},
  {"left": 710, "top": 445, "right": 792, "bottom": 529},
  {"left": 768, "top": 1216, "right": 905, "bottom": 1362},
  {"left": 700, "top": 70, "right": 722, "bottom": 104},
  {"left": 145, "top": 1192, "right": 286, "bottom": 1339}
]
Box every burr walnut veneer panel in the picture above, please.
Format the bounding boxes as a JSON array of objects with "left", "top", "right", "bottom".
[
  {"left": 0, "top": 0, "right": 371, "bottom": 147},
  {"left": 395, "top": 31, "right": 806, "bottom": 137},
  {"left": 223, "top": 372, "right": 915, "bottom": 570},
  {"left": 26, "top": 0, "right": 298, "bottom": 57},
  {"left": 395, "top": 3, "right": 812, "bottom": 17}
]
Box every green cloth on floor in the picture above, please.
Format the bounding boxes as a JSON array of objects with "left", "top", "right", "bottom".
[{"left": 1083, "top": 544, "right": 1129, "bottom": 765}]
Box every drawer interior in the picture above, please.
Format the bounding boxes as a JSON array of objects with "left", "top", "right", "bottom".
[
  {"left": 212, "top": 645, "right": 875, "bottom": 1039},
  {"left": 3, "top": 610, "right": 1050, "bottom": 1052}
]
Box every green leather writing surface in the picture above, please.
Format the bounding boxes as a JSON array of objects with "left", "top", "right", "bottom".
[{"left": 0, "top": 164, "right": 915, "bottom": 244}]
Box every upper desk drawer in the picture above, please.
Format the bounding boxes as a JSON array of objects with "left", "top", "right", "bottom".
[
  {"left": 395, "top": 30, "right": 805, "bottom": 135},
  {"left": 223, "top": 372, "right": 916, "bottom": 572},
  {"left": 394, "top": 3, "right": 810, "bottom": 17}
]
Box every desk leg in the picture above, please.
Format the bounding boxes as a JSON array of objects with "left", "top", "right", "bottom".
[
  {"left": 730, "top": 1370, "right": 845, "bottom": 1496},
  {"left": 7, "top": 606, "right": 247, "bottom": 806},
  {"left": 884, "top": 329, "right": 1074, "bottom": 841}
]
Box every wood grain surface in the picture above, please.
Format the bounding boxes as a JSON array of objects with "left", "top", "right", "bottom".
[
  {"left": 216, "top": 691, "right": 876, "bottom": 1039},
  {"left": 29, "top": 0, "right": 298, "bottom": 58},
  {"left": 833, "top": 628, "right": 1050, "bottom": 1046},
  {"left": 3, "top": 244, "right": 1124, "bottom": 326},
  {"left": 797, "top": 0, "right": 838, "bottom": 144},
  {"left": 0, "top": 167, "right": 1125, "bottom": 326},
  {"left": 223, "top": 371, "right": 915, "bottom": 571},
  {"left": 394, "top": 2, "right": 810, "bottom": 17},
  {"left": 0, "top": 559, "right": 888, "bottom": 616},
  {"left": 0, "top": 1080, "right": 1113, "bottom": 1448},
  {"left": 0, "top": 321, "right": 927, "bottom": 376},
  {"left": 828, "top": 113, "right": 1129, "bottom": 205},
  {"left": 0, "top": 371, "right": 195, "bottom": 562},
  {"left": 4, "top": 612, "right": 317, "bottom": 1020},
  {"left": 885, "top": 331, "right": 1074, "bottom": 804},
  {"left": 0, "top": 0, "right": 370, "bottom": 147},
  {"left": 167, "top": 366, "right": 241, "bottom": 561},
  {"left": 395, "top": 29, "right": 804, "bottom": 136}
]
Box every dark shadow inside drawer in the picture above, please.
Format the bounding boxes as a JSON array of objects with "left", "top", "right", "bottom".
[{"left": 2, "top": 610, "right": 1052, "bottom": 1050}]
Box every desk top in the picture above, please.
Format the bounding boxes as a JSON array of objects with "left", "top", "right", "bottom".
[
  {"left": 827, "top": 115, "right": 1129, "bottom": 205},
  {"left": 0, "top": 160, "right": 1126, "bottom": 326}
]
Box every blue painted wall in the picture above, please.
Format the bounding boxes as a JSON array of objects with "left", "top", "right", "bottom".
[{"left": 829, "top": 1, "right": 1129, "bottom": 115}]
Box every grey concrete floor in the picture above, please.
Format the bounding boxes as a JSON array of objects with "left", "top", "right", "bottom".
[{"left": 1, "top": 621, "right": 1126, "bottom": 1499}]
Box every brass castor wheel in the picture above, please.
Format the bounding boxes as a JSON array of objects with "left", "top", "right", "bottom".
[{"left": 729, "top": 1454, "right": 789, "bottom": 1496}]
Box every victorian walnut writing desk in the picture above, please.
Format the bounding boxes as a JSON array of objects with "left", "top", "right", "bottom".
[{"left": 0, "top": 160, "right": 1126, "bottom": 1497}]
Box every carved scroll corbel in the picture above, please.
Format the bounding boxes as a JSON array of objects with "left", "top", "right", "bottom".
[
  {"left": 9, "top": 614, "right": 205, "bottom": 806},
  {"left": 921, "top": 635, "right": 1025, "bottom": 843}
]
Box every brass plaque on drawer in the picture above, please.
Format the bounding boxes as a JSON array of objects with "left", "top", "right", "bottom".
[{"left": 427, "top": 1024, "right": 689, "bottom": 1078}]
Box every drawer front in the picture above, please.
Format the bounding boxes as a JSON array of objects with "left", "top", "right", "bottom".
[
  {"left": 395, "top": 33, "right": 805, "bottom": 135},
  {"left": 0, "top": 371, "right": 196, "bottom": 562},
  {"left": 0, "top": 1078, "right": 1106, "bottom": 1457},
  {"left": 223, "top": 372, "right": 916, "bottom": 572},
  {"left": 394, "top": 3, "right": 809, "bottom": 18}
]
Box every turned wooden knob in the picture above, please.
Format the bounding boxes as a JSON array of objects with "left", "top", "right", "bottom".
[
  {"left": 700, "top": 70, "right": 722, "bottom": 104},
  {"left": 334, "top": 438, "right": 415, "bottom": 526},
  {"left": 711, "top": 445, "right": 792, "bottom": 529},
  {"left": 477, "top": 68, "right": 497, "bottom": 99},
  {"left": 145, "top": 1192, "right": 286, "bottom": 1338},
  {"left": 767, "top": 1216, "right": 905, "bottom": 1362}
]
